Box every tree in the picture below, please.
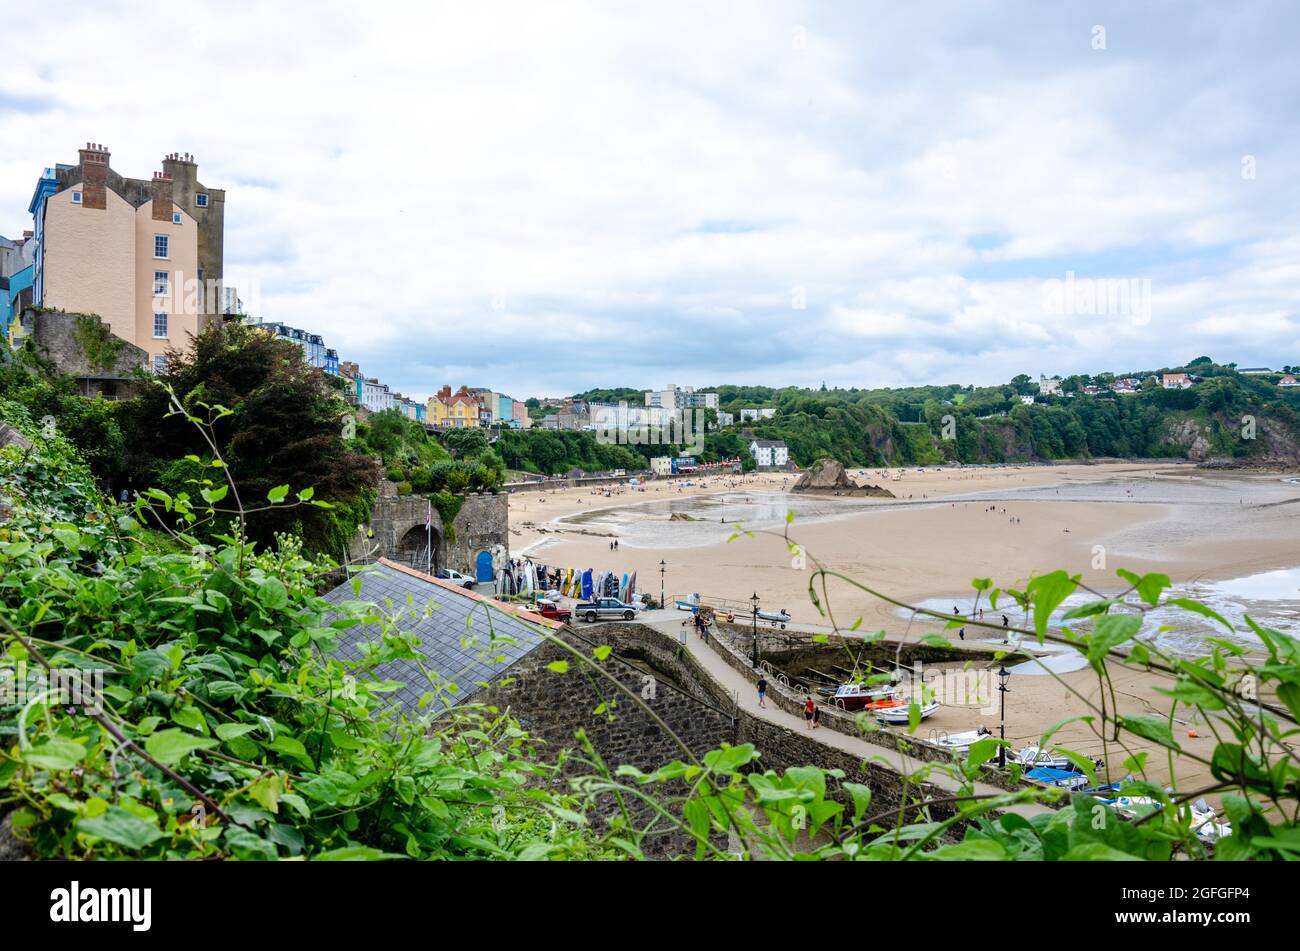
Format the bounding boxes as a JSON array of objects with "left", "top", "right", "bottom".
[
  {"left": 116, "top": 322, "right": 377, "bottom": 555},
  {"left": 440, "top": 427, "right": 489, "bottom": 459}
]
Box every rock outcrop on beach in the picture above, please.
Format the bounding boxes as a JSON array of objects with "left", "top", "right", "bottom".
[{"left": 791, "top": 458, "right": 895, "bottom": 497}]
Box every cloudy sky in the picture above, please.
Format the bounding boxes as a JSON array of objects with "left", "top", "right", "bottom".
[{"left": 3, "top": 1, "right": 1297, "bottom": 400}]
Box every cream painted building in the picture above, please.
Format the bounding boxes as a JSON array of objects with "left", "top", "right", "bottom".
[{"left": 31, "top": 144, "right": 223, "bottom": 371}]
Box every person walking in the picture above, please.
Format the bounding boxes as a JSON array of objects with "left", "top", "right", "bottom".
[
  {"left": 803, "top": 695, "right": 815, "bottom": 730},
  {"left": 812, "top": 704, "right": 822, "bottom": 729},
  {"left": 757, "top": 675, "right": 768, "bottom": 708}
]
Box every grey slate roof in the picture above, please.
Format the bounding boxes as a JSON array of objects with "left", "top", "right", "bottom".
[{"left": 322, "top": 560, "right": 552, "bottom": 715}]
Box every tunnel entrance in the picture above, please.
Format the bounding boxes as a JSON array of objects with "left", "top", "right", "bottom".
[{"left": 396, "top": 523, "right": 443, "bottom": 575}]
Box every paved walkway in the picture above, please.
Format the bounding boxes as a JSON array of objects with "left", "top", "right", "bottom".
[{"left": 632, "top": 613, "right": 1055, "bottom": 820}]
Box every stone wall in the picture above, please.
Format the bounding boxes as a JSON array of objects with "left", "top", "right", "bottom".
[
  {"left": 444, "top": 491, "right": 508, "bottom": 575},
  {"left": 349, "top": 480, "right": 508, "bottom": 576},
  {"left": 474, "top": 622, "right": 961, "bottom": 855},
  {"left": 20, "top": 308, "right": 145, "bottom": 398}
]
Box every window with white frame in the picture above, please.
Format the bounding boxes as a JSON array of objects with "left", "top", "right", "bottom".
[
  {"left": 153, "top": 354, "right": 168, "bottom": 373},
  {"left": 172, "top": 212, "right": 182, "bottom": 224},
  {"left": 153, "top": 271, "right": 169, "bottom": 296},
  {"left": 195, "top": 193, "right": 208, "bottom": 207},
  {"left": 71, "top": 191, "right": 83, "bottom": 204},
  {"left": 153, "top": 313, "right": 168, "bottom": 338},
  {"left": 154, "top": 234, "right": 169, "bottom": 258}
]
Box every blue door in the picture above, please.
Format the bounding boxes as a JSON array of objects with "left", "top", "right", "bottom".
[{"left": 475, "top": 550, "right": 495, "bottom": 582}]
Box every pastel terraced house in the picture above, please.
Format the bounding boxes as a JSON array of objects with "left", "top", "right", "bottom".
[
  {"left": 428, "top": 385, "right": 481, "bottom": 428},
  {"left": 27, "top": 143, "right": 226, "bottom": 371}
]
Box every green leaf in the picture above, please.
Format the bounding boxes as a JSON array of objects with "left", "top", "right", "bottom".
[
  {"left": 267, "top": 484, "right": 290, "bottom": 504},
  {"left": 1087, "top": 614, "right": 1142, "bottom": 663},
  {"left": 296, "top": 486, "right": 315, "bottom": 502},
  {"left": 216, "top": 722, "right": 258, "bottom": 741},
  {"left": 1060, "top": 841, "right": 1142, "bottom": 861},
  {"left": 592, "top": 645, "right": 612, "bottom": 661},
  {"left": 266, "top": 734, "right": 314, "bottom": 769},
  {"left": 144, "top": 728, "right": 219, "bottom": 765},
  {"left": 545, "top": 660, "right": 569, "bottom": 674},
  {"left": 249, "top": 773, "right": 282, "bottom": 814},
  {"left": 925, "top": 839, "right": 1009, "bottom": 860},
  {"left": 257, "top": 578, "right": 289, "bottom": 611},
  {"left": 1118, "top": 715, "right": 1179, "bottom": 752},
  {"left": 200, "top": 485, "right": 228, "bottom": 504},
  {"left": 77, "top": 807, "right": 165, "bottom": 851},
  {"left": 1116, "top": 569, "right": 1171, "bottom": 607},
  {"left": 172, "top": 705, "right": 209, "bottom": 735},
  {"left": 1166, "top": 597, "right": 1233, "bottom": 632},
  {"left": 1026, "top": 571, "right": 1078, "bottom": 644},
  {"left": 313, "top": 846, "right": 402, "bottom": 861},
  {"left": 23, "top": 738, "right": 87, "bottom": 771}
]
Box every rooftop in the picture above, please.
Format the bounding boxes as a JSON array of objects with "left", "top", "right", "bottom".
[{"left": 322, "top": 559, "right": 559, "bottom": 714}]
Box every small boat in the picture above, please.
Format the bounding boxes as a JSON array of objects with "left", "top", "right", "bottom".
[
  {"left": 875, "top": 698, "right": 941, "bottom": 724},
  {"left": 1102, "top": 796, "right": 1232, "bottom": 842},
  {"left": 757, "top": 608, "right": 791, "bottom": 628},
  {"left": 924, "top": 726, "right": 994, "bottom": 755},
  {"left": 827, "top": 682, "right": 898, "bottom": 711},
  {"left": 1013, "top": 746, "right": 1099, "bottom": 772},
  {"left": 1024, "top": 767, "right": 1090, "bottom": 789}
]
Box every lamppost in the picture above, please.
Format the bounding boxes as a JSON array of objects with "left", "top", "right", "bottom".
[
  {"left": 659, "top": 560, "right": 666, "bottom": 610},
  {"left": 997, "top": 664, "right": 1011, "bottom": 768},
  {"left": 750, "top": 592, "right": 761, "bottom": 669}
]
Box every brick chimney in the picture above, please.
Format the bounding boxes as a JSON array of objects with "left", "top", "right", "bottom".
[
  {"left": 77, "top": 143, "right": 110, "bottom": 209},
  {"left": 438, "top": 385, "right": 452, "bottom": 401},
  {"left": 151, "top": 171, "right": 174, "bottom": 221}
]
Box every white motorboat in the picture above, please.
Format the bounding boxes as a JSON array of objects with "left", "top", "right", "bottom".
[
  {"left": 875, "top": 698, "right": 941, "bottom": 724},
  {"left": 1106, "top": 796, "right": 1232, "bottom": 842},
  {"left": 924, "top": 726, "right": 994, "bottom": 755},
  {"left": 1013, "top": 745, "right": 1085, "bottom": 771}
]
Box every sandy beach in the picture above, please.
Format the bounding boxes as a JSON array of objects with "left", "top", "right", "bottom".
[{"left": 507, "top": 462, "right": 1300, "bottom": 796}]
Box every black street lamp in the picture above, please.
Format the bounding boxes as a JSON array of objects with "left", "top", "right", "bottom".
[
  {"left": 750, "top": 592, "right": 761, "bottom": 669},
  {"left": 997, "top": 664, "right": 1011, "bottom": 768},
  {"left": 659, "top": 560, "right": 666, "bottom": 610}
]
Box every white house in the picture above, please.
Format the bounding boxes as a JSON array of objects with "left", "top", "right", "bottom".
[
  {"left": 1038, "top": 375, "right": 1062, "bottom": 396},
  {"left": 1279, "top": 375, "right": 1298, "bottom": 388},
  {"left": 739, "top": 407, "right": 777, "bottom": 422},
  {"left": 1162, "top": 373, "right": 1194, "bottom": 389},
  {"left": 717, "top": 411, "right": 735, "bottom": 427},
  {"left": 650, "top": 456, "right": 673, "bottom": 476},
  {"left": 644, "top": 385, "right": 719, "bottom": 411},
  {"left": 749, "top": 439, "right": 789, "bottom": 469},
  {"left": 361, "top": 378, "right": 393, "bottom": 413},
  {"left": 1018, "top": 394, "right": 1035, "bottom": 405},
  {"left": 1240, "top": 367, "right": 1273, "bottom": 375}
]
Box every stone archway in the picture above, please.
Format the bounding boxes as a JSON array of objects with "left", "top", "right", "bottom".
[{"left": 396, "top": 523, "right": 444, "bottom": 574}]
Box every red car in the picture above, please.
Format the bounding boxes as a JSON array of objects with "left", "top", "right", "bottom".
[{"left": 534, "top": 602, "right": 571, "bottom": 622}]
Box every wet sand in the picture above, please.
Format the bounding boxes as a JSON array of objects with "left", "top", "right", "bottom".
[{"left": 510, "top": 462, "right": 1300, "bottom": 799}]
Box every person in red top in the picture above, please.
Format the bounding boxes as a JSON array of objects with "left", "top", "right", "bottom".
[{"left": 803, "top": 695, "right": 815, "bottom": 729}]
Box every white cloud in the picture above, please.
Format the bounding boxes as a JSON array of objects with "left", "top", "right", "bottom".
[{"left": 3, "top": 0, "right": 1298, "bottom": 398}]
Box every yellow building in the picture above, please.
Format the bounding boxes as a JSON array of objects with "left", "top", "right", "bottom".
[{"left": 428, "top": 385, "right": 482, "bottom": 428}]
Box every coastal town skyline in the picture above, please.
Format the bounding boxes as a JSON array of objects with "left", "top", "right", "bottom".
[{"left": 3, "top": 1, "right": 1299, "bottom": 399}]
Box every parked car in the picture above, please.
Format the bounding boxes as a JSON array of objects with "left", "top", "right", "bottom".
[
  {"left": 575, "top": 597, "right": 637, "bottom": 622},
  {"left": 436, "top": 568, "right": 476, "bottom": 589},
  {"left": 534, "top": 600, "right": 572, "bottom": 622}
]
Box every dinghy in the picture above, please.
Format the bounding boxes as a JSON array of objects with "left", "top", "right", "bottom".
[
  {"left": 827, "top": 681, "right": 899, "bottom": 711},
  {"left": 924, "top": 726, "right": 993, "bottom": 755},
  {"left": 1024, "top": 767, "right": 1091, "bottom": 790},
  {"left": 875, "top": 698, "right": 940, "bottom": 724}
]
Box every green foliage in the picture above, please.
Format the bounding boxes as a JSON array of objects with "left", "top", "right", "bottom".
[
  {"left": 71, "top": 314, "right": 126, "bottom": 373},
  {"left": 113, "top": 322, "right": 377, "bottom": 557},
  {"left": 0, "top": 413, "right": 602, "bottom": 860}
]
